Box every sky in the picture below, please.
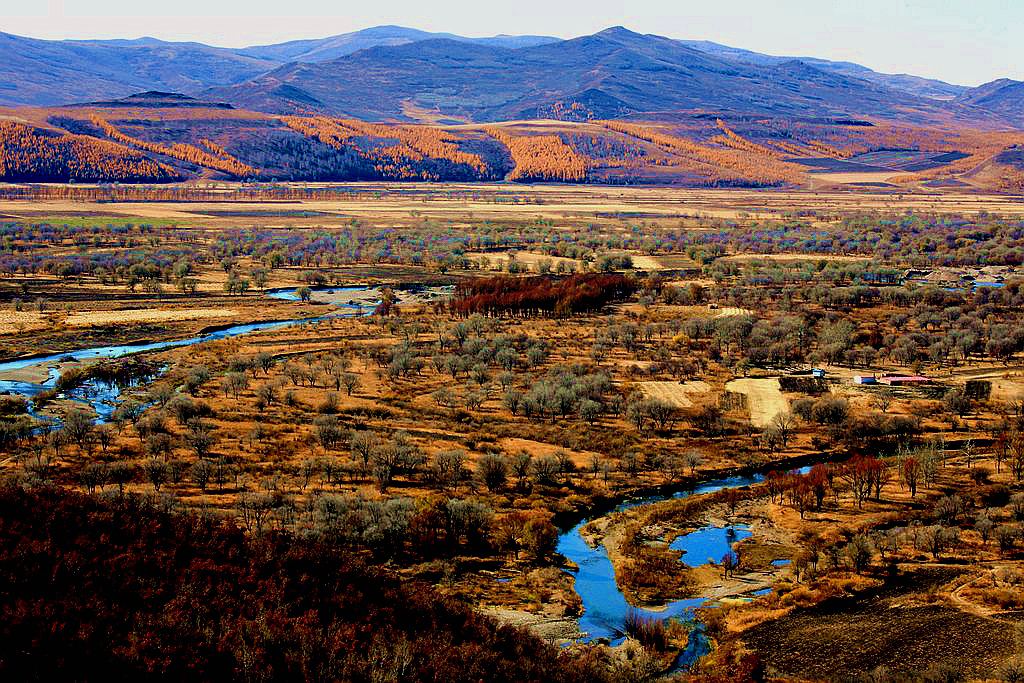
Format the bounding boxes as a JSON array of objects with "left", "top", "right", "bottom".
[{"left": 4, "top": 0, "right": 1021, "bottom": 86}]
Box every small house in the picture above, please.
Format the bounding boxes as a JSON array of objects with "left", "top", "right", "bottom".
[{"left": 853, "top": 375, "right": 877, "bottom": 385}]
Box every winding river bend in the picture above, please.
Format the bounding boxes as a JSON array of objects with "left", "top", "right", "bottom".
[
  {"left": 558, "top": 464, "right": 810, "bottom": 666},
  {"left": 0, "top": 286, "right": 371, "bottom": 421},
  {"left": 2, "top": 286, "right": 794, "bottom": 668},
  {"left": 557, "top": 474, "right": 764, "bottom": 662}
]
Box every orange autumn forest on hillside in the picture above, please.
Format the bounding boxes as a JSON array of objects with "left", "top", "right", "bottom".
[
  {"left": 0, "top": 121, "right": 178, "bottom": 182},
  {"left": 0, "top": 101, "right": 1021, "bottom": 189},
  {"left": 89, "top": 115, "right": 259, "bottom": 178}
]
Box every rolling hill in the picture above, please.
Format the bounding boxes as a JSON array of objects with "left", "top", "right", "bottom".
[
  {"left": 2, "top": 24, "right": 1022, "bottom": 132},
  {"left": 964, "top": 144, "right": 1024, "bottom": 192},
  {"left": 678, "top": 40, "right": 969, "bottom": 102},
  {"left": 955, "top": 79, "right": 1024, "bottom": 126},
  {"left": 235, "top": 25, "right": 558, "bottom": 63},
  {"left": 0, "top": 26, "right": 558, "bottom": 109},
  {"left": 2, "top": 91, "right": 1021, "bottom": 192},
  {"left": 1, "top": 25, "right": 1022, "bottom": 190},
  {"left": 0, "top": 32, "right": 276, "bottom": 107},
  {"left": 0, "top": 25, "right": 1018, "bottom": 129}
]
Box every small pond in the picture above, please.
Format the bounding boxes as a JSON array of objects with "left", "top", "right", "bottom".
[{"left": 670, "top": 524, "right": 752, "bottom": 568}]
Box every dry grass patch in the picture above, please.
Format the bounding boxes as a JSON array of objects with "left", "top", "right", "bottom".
[
  {"left": 464, "top": 251, "right": 581, "bottom": 270},
  {"left": 724, "top": 378, "right": 788, "bottom": 427},
  {"left": 636, "top": 380, "right": 712, "bottom": 408},
  {"left": 65, "top": 308, "right": 239, "bottom": 326},
  {"left": 714, "top": 306, "right": 754, "bottom": 319}
]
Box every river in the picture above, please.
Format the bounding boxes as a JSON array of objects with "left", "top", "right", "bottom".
[
  {"left": 557, "top": 465, "right": 810, "bottom": 668},
  {"left": 0, "top": 286, "right": 372, "bottom": 422}
]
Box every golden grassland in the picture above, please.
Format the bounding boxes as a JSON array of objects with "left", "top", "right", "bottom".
[{"left": 3, "top": 182, "right": 1024, "bottom": 229}]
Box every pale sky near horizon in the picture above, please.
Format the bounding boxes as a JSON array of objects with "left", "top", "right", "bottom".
[{"left": 3, "top": 0, "right": 1021, "bottom": 86}]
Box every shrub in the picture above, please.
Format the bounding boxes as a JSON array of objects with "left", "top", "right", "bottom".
[{"left": 622, "top": 609, "right": 670, "bottom": 651}]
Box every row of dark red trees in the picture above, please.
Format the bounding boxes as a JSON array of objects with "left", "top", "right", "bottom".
[
  {"left": 765, "top": 456, "right": 890, "bottom": 518},
  {"left": 451, "top": 273, "right": 636, "bottom": 317}
]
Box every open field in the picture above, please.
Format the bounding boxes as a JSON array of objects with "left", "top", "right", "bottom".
[
  {"left": 806, "top": 171, "right": 902, "bottom": 186},
  {"left": 463, "top": 251, "right": 582, "bottom": 270},
  {"left": 947, "top": 366, "right": 1024, "bottom": 403},
  {"left": 741, "top": 568, "right": 1019, "bottom": 679},
  {"left": 636, "top": 380, "right": 713, "bottom": 408},
  {"left": 3, "top": 184, "right": 1024, "bottom": 229},
  {"left": 0, "top": 307, "right": 240, "bottom": 335},
  {"left": 725, "top": 378, "right": 788, "bottom": 427}
]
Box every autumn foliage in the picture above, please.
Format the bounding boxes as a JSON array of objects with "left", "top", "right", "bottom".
[
  {"left": 806, "top": 140, "right": 853, "bottom": 159},
  {"left": 486, "top": 128, "right": 589, "bottom": 181},
  {"left": 451, "top": 273, "right": 635, "bottom": 317},
  {"left": 199, "top": 138, "right": 233, "bottom": 158},
  {"left": 90, "top": 115, "right": 258, "bottom": 177},
  {"left": 279, "top": 115, "right": 357, "bottom": 148},
  {"left": 347, "top": 120, "right": 488, "bottom": 174},
  {"left": 711, "top": 119, "right": 785, "bottom": 158},
  {"left": 602, "top": 121, "right": 803, "bottom": 186},
  {"left": 0, "top": 121, "right": 178, "bottom": 182},
  {"left": 3, "top": 104, "right": 1021, "bottom": 189},
  {"left": 281, "top": 116, "right": 490, "bottom": 179}
]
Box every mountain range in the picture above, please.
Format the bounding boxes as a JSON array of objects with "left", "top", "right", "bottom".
[
  {"left": 0, "top": 25, "right": 1022, "bottom": 128},
  {"left": 233, "top": 25, "right": 559, "bottom": 63},
  {"left": 0, "top": 26, "right": 557, "bottom": 108}
]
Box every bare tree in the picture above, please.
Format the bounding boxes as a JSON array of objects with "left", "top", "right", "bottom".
[
  {"left": 192, "top": 459, "right": 213, "bottom": 491},
  {"left": 144, "top": 458, "right": 170, "bottom": 491},
  {"left": 771, "top": 411, "right": 797, "bottom": 448},
  {"left": 184, "top": 419, "right": 217, "bottom": 459}
]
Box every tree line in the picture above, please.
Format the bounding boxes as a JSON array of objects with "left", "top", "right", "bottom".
[
  {"left": 450, "top": 273, "right": 636, "bottom": 317},
  {"left": 601, "top": 121, "right": 803, "bottom": 187},
  {"left": 485, "top": 128, "right": 589, "bottom": 182},
  {"left": 280, "top": 116, "right": 496, "bottom": 181}
]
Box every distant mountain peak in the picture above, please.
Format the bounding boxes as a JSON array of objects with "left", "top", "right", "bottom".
[
  {"left": 977, "top": 77, "right": 1020, "bottom": 89},
  {"left": 595, "top": 26, "right": 642, "bottom": 38},
  {"left": 204, "top": 28, "right": 1009, "bottom": 126},
  {"left": 0, "top": 25, "right": 1017, "bottom": 126},
  {"left": 955, "top": 78, "right": 1024, "bottom": 124}
]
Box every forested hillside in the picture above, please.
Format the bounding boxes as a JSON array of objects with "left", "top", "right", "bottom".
[
  {"left": 0, "top": 484, "right": 602, "bottom": 682},
  {"left": 1, "top": 93, "right": 1022, "bottom": 190}
]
